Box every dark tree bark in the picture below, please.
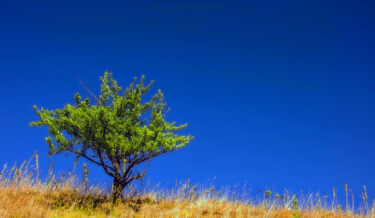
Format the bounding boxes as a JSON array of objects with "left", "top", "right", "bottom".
[{"left": 111, "top": 177, "right": 125, "bottom": 202}]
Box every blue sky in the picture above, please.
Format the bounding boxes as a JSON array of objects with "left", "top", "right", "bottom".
[{"left": 1, "top": 0, "right": 375, "bottom": 203}]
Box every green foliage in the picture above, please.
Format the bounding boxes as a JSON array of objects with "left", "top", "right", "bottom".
[
  {"left": 265, "top": 190, "right": 272, "bottom": 199},
  {"left": 30, "top": 72, "right": 193, "bottom": 199},
  {"left": 293, "top": 198, "right": 299, "bottom": 210},
  {"left": 292, "top": 198, "right": 301, "bottom": 218},
  {"left": 293, "top": 212, "right": 301, "bottom": 218}
]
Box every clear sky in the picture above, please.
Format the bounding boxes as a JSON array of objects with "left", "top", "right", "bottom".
[{"left": 1, "top": 0, "right": 374, "bottom": 203}]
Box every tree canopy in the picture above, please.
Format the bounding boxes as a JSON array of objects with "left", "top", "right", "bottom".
[{"left": 30, "top": 72, "right": 193, "bottom": 200}]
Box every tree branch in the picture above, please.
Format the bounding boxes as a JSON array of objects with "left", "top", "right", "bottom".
[
  {"left": 126, "top": 171, "right": 145, "bottom": 185},
  {"left": 122, "top": 153, "right": 139, "bottom": 180},
  {"left": 76, "top": 74, "right": 99, "bottom": 102},
  {"left": 66, "top": 147, "right": 102, "bottom": 167},
  {"left": 68, "top": 123, "right": 117, "bottom": 178},
  {"left": 136, "top": 148, "right": 176, "bottom": 165},
  {"left": 97, "top": 149, "right": 116, "bottom": 178},
  {"left": 97, "top": 120, "right": 119, "bottom": 178}
]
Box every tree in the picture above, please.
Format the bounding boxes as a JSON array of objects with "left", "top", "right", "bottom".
[{"left": 30, "top": 72, "right": 193, "bottom": 200}]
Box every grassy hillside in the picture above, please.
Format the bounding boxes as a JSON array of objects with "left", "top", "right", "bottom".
[{"left": 0, "top": 155, "right": 373, "bottom": 217}]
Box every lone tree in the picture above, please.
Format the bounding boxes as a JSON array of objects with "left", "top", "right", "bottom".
[{"left": 30, "top": 72, "right": 193, "bottom": 200}]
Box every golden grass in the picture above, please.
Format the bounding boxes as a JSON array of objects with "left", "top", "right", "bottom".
[{"left": 0, "top": 154, "right": 374, "bottom": 217}]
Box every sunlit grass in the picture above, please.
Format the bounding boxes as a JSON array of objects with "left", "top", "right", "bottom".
[{"left": 0, "top": 153, "right": 373, "bottom": 217}]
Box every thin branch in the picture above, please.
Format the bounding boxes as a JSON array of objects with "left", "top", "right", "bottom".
[
  {"left": 66, "top": 147, "right": 102, "bottom": 167},
  {"left": 66, "top": 147, "right": 116, "bottom": 178},
  {"left": 76, "top": 74, "right": 99, "bottom": 102},
  {"left": 127, "top": 172, "right": 145, "bottom": 184},
  {"left": 123, "top": 154, "right": 138, "bottom": 180},
  {"left": 136, "top": 148, "right": 176, "bottom": 165},
  {"left": 97, "top": 149, "right": 116, "bottom": 178},
  {"left": 97, "top": 120, "right": 119, "bottom": 178}
]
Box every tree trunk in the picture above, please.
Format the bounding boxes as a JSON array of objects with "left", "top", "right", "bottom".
[{"left": 111, "top": 178, "right": 125, "bottom": 203}]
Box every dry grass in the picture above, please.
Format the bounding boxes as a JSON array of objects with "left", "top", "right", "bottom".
[{"left": 0, "top": 154, "right": 374, "bottom": 217}]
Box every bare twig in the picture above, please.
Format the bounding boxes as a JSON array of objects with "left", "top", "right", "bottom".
[{"left": 76, "top": 74, "right": 99, "bottom": 101}]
